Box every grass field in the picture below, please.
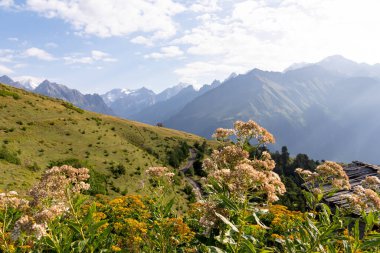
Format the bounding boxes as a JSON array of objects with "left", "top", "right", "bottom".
[{"left": 0, "top": 83, "right": 207, "bottom": 200}]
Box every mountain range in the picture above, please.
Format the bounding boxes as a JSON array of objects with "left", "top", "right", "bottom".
[
  {"left": 2, "top": 55, "right": 380, "bottom": 163},
  {"left": 0, "top": 75, "right": 114, "bottom": 115},
  {"left": 0, "top": 75, "right": 221, "bottom": 123},
  {"left": 164, "top": 55, "right": 380, "bottom": 163}
]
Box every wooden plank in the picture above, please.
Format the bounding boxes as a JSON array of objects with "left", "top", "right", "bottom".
[{"left": 303, "top": 161, "right": 380, "bottom": 212}]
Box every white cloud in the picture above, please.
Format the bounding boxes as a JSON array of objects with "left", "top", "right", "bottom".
[
  {"left": 23, "top": 47, "right": 56, "bottom": 61},
  {"left": 26, "top": 0, "right": 185, "bottom": 39},
  {"left": 13, "top": 63, "right": 27, "bottom": 68},
  {"left": 130, "top": 36, "right": 154, "bottom": 46},
  {"left": 7, "top": 37, "right": 18, "bottom": 41},
  {"left": 0, "top": 64, "right": 13, "bottom": 74},
  {"left": 145, "top": 46, "right": 184, "bottom": 59},
  {"left": 64, "top": 50, "right": 117, "bottom": 64},
  {"left": 91, "top": 50, "right": 116, "bottom": 62},
  {"left": 0, "top": 0, "right": 14, "bottom": 8},
  {"left": 45, "top": 42, "right": 58, "bottom": 48},
  {"left": 172, "top": 0, "right": 380, "bottom": 85},
  {"left": 190, "top": 0, "right": 221, "bottom": 13},
  {"left": 175, "top": 61, "right": 244, "bottom": 87},
  {"left": 0, "top": 49, "right": 15, "bottom": 63}
]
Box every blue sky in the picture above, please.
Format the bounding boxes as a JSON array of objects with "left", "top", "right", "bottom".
[{"left": 1, "top": 0, "right": 380, "bottom": 94}]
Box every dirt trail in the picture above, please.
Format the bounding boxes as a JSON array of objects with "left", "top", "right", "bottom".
[{"left": 180, "top": 149, "right": 203, "bottom": 201}]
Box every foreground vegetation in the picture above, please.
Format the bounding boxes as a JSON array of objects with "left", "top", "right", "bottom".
[{"left": 1, "top": 119, "right": 380, "bottom": 252}]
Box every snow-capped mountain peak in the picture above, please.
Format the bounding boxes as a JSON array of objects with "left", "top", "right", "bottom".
[{"left": 13, "top": 76, "right": 44, "bottom": 90}]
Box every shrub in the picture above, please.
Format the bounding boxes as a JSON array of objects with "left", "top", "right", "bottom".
[
  {"left": 47, "top": 158, "right": 90, "bottom": 169},
  {"left": 0, "top": 145, "right": 21, "bottom": 165},
  {"left": 167, "top": 141, "right": 189, "bottom": 168},
  {"left": 61, "top": 101, "right": 84, "bottom": 114},
  {"left": 108, "top": 164, "right": 126, "bottom": 179},
  {"left": 26, "top": 162, "right": 41, "bottom": 172},
  {"left": 0, "top": 89, "right": 20, "bottom": 99}
]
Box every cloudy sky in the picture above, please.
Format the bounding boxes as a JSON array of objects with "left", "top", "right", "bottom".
[{"left": 1, "top": 0, "right": 380, "bottom": 93}]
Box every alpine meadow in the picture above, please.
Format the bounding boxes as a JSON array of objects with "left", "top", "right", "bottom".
[{"left": 1, "top": 1, "right": 380, "bottom": 252}]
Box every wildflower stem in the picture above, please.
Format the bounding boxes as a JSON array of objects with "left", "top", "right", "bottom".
[
  {"left": 67, "top": 191, "right": 86, "bottom": 241},
  {"left": 1, "top": 204, "right": 10, "bottom": 252}
]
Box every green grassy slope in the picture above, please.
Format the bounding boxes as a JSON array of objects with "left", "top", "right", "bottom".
[{"left": 0, "top": 83, "right": 206, "bottom": 195}]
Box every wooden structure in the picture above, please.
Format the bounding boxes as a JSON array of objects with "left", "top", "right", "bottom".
[{"left": 312, "top": 161, "right": 380, "bottom": 210}]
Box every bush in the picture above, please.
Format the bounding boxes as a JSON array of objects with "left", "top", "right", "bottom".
[
  {"left": 87, "top": 170, "right": 109, "bottom": 195},
  {"left": 167, "top": 141, "right": 189, "bottom": 168},
  {"left": 193, "top": 160, "right": 207, "bottom": 177},
  {"left": 0, "top": 89, "right": 20, "bottom": 99},
  {"left": 108, "top": 163, "right": 126, "bottom": 178},
  {"left": 0, "top": 145, "right": 21, "bottom": 165},
  {"left": 61, "top": 101, "right": 84, "bottom": 114},
  {"left": 26, "top": 162, "right": 41, "bottom": 172},
  {"left": 47, "top": 158, "right": 90, "bottom": 169}
]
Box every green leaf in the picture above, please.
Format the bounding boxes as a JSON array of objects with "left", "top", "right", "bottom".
[
  {"left": 89, "top": 220, "right": 108, "bottom": 233},
  {"left": 74, "top": 239, "right": 89, "bottom": 252},
  {"left": 208, "top": 246, "right": 227, "bottom": 253},
  {"left": 74, "top": 195, "right": 88, "bottom": 210},
  {"left": 215, "top": 212, "right": 239, "bottom": 233},
  {"left": 67, "top": 221, "right": 81, "bottom": 234},
  {"left": 163, "top": 198, "right": 175, "bottom": 217},
  {"left": 240, "top": 239, "right": 257, "bottom": 253},
  {"left": 220, "top": 195, "right": 239, "bottom": 212},
  {"left": 252, "top": 213, "right": 270, "bottom": 230},
  {"left": 361, "top": 233, "right": 380, "bottom": 249},
  {"left": 83, "top": 204, "right": 96, "bottom": 225}
]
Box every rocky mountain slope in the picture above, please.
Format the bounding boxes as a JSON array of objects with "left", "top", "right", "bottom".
[
  {"left": 0, "top": 76, "right": 114, "bottom": 115},
  {"left": 164, "top": 56, "right": 380, "bottom": 163}
]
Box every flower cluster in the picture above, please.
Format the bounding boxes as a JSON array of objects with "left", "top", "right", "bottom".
[
  {"left": 12, "top": 215, "right": 47, "bottom": 240},
  {"left": 145, "top": 167, "right": 175, "bottom": 181},
  {"left": 212, "top": 120, "right": 275, "bottom": 145},
  {"left": 264, "top": 205, "right": 304, "bottom": 235},
  {"left": 145, "top": 166, "right": 175, "bottom": 194},
  {"left": 361, "top": 176, "right": 380, "bottom": 193},
  {"left": 103, "top": 194, "right": 151, "bottom": 250},
  {"left": 316, "top": 162, "right": 350, "bottom": 190},
  {"left": 11, "top": 165, "right": 90, "bottom": 241},
  {"left": 234, "top": 120, "right": 275, "bottom": 145},
  {"left": 203, "top": 145, "right": 249, "bottom": 171},
  {"left": 296, "top": 161, "right": 350, "bottom": 196},
  {"left": 30, "top": 165, "right": 90, "bottom": 207},
  {"left": 155, "top": 218, "right": 195, "bottom": 246},
  {"left": 212, "top": 128, "right": 234, "bottom": 141},
  {"left": 204, "top": 147, "right": 285, "bottom": 203},
  {"left": 342, "top": 176, "right": 380, "bottom": 213},
  {"left": 0, "top": 191, "right": 29, "bottom": 210}
]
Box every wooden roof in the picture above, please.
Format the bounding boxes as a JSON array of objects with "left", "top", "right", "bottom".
[{"left": 309, "top": 161, "right": 380, "bottom": 211}]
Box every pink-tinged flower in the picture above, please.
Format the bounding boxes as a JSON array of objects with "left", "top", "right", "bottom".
[
  {"left": 212, "top": 128, "right": 234, "bottom": 141},
  {"left": 8, "top": 165, "right": 91, "bottom": 241},
  {"left": 0, "top": 191, "right": 29, "bottom": 210},
  {"left": 234, "top": 120, "right": 275, "bottom": 144},
  {"left": 204, "top": 128, "right": 285, "bottom": 203},
  {"left": 296, "top": 161, "right": 350, "bottom": 192},
  {"left": 361, "top": 176, "right": 380, "bottom": 193},
  {"left": 12, "top": 215, "right": 47, "bottom": 241},
  {"left": 145, "top": 167, "right": 169, "bottom": 178},
  {"left": 342, "top": 184, "right": 380, "bottom": 213},
  {"left": 30, "top": 165, "right": 90, "bottom": 207},
  {"left": 145, "top": 166, "right": 175, "bottom": 184}
]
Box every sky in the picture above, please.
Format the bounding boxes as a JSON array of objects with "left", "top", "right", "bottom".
[{"left": 1, "top": 0, "right": 380, "bottom": 94}]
